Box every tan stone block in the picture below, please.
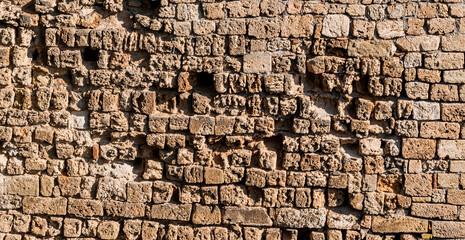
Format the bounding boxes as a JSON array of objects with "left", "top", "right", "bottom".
[
  {"left": 322, "top": 14, "right": 350, "bottom": 38},
  {"left": 222, "top": 206, "right": 272, "bottom": 226},
  {"left": 352, "top": 20, "right": 375, "bottom": 39},
  {"left": 348, "top": 40, "right": 395, "bottom": 57},
  {"left": 430, "top": 84, "right": 458, "bottom": 102},
  {"left": 424, "top": 52, "right": 464, "bottom": 70},
  {"left": 6, "top": 175, "right": 39, "bottom": 196},
  {"left": 283, "top": 15, "right": 314, "bottom": 38},
  {"left": 204, "top": 167, "right": 224, "bottom": 184},
  {"left": 248, "top": 19, "right": 280, "bottom": 39},
  {"left": 376, "top": 20, "right": 404, "bottom": 39},
  {"left": 402, "top": 138, "right": 436, "bottom": 159},
  {"left": 432, "top": 221, "right": 465, "bottom": 238},
  {"left": 68, "top": 198, "right": 104, "bottom": 217},
  {"left": 192, "top": 204, "right": 221, "bottom": 225},
  {"left": 420, "top": 122, "right": 460, "bottom": 139},
  {"left": 204, "top": 3, "right": 225, "bottom": 19},
  {"left": 411, "top": 203, "right": 457, "bottom": 220},
  {"left": 438, "top": 140, "right": 465, "bottom": 159},
  {"left": 104, "top": 201, "right": 145, "bottom": 218},
  {"left": 23, "top": 197, "right": 67, "bottom": 215},
  {"left": 404, "top": 174, "right": 433, "bottom": 196},
  {"left": 448, "top": 189, "right": 465, "bottom": 205},
  {"left": 427, "top": 18, "right": 456, "bottom": 34},
  {"left": 243, "top": 52, "right": 272, "bottom": 73},
  {"left": 150, "top": 203, "right": 192, "bottom": 221},
  {"left": 372, "top": 216, "right": 428, "bottom": 233},
  {"left": 437, "top": 173, "right": 459, "bottom": 189},
  {"left": 417, "top": 69, "right": 441, "bottom": 83},
  {"left": 405, "top": 82, "right": 429, "bottom": 100},
  {"left": 275, "top": 208, "right": 327, "bottom": 228},
  {"left": 127, "top": 182, "right": 152, "bottom": 203},
  {"left": 97, "top": 221, "right": 120, "bottom": 240}
]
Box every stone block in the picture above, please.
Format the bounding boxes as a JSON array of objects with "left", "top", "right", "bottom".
[
  {"left": 432, "top": 221, "right": 465, "bottom": 238},
  {"left": 23, "top": 197, "right": 67, "bottom": 215},
  {"left": 223, "top": 207, "right": 272, "bottom": 226},
  {"left": 243, "top": 52, "right": 272, "bottom": 73},
  {"left": 371, "top": 216, "right": 428, "bottom": 233},
  {"left": 67, "top": 198, "right": 104, "bottom": 217},
  {"left": 275, "top": 208, "right": 327, "bottom": 228},
  {"left": 6, "top": 175, "right": 39, "bottom": 196},
  {"left": 150, "top": 203, "right": 192, "bottom": 221},
  {"left": 322, "top": 14, "right": 350, "bottom": 37},
  {"left": 438, "top": 140, "right": 465, "bottom": 159}
]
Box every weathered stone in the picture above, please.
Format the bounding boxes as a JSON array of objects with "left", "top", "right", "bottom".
[
  {"left": 150, "top": 203, "right": 192, "bottom": 221},
  {"left": 376, "top": 20, "right": 404, "bottom": 39},
  {"left": 432, "top": 221, "right": 465, "bottom": 238},
  {"left": 371, "top": 216, "right": 428, "bottom": 233},
  {"left": 411, "top": 203, "right": 457, "bottom": 220},
  {"left": 6, "top": 175, "right": 39, "bottom": 196},
  {"left": 424, "top": 52, "right": 464, "bottom": 70},
  {"left": 404, "top": 174, "right": 433, "bottom": 196},
  {"left": 223, "top": 207, "right": 272, "bottom": 226},
  {"left": 23, "top": 197, "right": 67, "bottom": 215},
  {"left": 438, "top": 140, "right": 465, "bottom": 159},
  {"left": 348, "top": 40, "right": 395, "bottom": 57},
  {"left": 68, "top": 198, "right": 104, "bottom": 217},
  {"left": 192, "top": 204, "right": 221, "bottom": 225},
  {"left": 402, "top": 138, "right": 436, "bottom": 160},
  {"left": 243, "top": 52, "right": 272, "bottom": 73},
  {"left": 322, "top": 14, "right": 350, "bottom": 37},
  {"left": 275, "top": 208, "right": 327, "bottom": 228}
]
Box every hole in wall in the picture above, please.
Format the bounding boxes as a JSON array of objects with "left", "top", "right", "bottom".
[
  {"left": 83, "top": 48, "right": 99, "bottom": 62},
  {"left": 196, "top": 72, "right": 214, "bottom": 88}
]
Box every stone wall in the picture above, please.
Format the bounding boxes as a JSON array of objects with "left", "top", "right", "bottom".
[{"left": 1, "top": 0, "right": 465, "bottom": 239}]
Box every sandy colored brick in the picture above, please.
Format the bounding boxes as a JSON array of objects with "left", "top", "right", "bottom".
[
  {"left": 23, "top": 197, "right": 67, "bottom": 215},
  {"left": 411, "top": 203, "right": 457, "bottom": 220},
  {"left": 404, "top": 174, "right": 433, "bottom": 196},
  {"left": 372, "top": 216, "right": 428, "bottom": 233},
  {"left": 402, "top": 138, "right": 436, "bottom": 160}
]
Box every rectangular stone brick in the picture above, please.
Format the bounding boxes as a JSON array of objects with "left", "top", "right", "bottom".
[
  {"left": 402, "top": 138, "right": 436, "bottom": 160},
  {"left": 23, "top": 197, "right": 67, "bottom": 215},
  {"left": 150, "top": 203, "right": 192, "bottom": 221},
  {"left": 432, "top": 221, "right": 465, "bottom": 238},
  {"left": 372, "top": 216, "right": 428, "bottom": 233},
  {"left": 104, "top": 200, "right": 146, "bottom": 218},
  {"left": 223, "top": 206, "right": 272, "bottom": 226},
  {"left": 411, "top": 203, "right": 457, "bottom": 220},
  {"left": 450, "top": 161, "right": 465, "bottom": 173},
  {"left": 441, "top": 103, "right": 465, "bottom": 122},
  {"left": 68, "top": 198, "right": 104, "bottom": 217},
  {"left": 412, "top": 101, "right": 440, "bottom": 120},
  {"left": 442, "top": 35, "right": 465, "bottom": 51},
  {"left": 424, "top": 52, "right": 464, "bottom": 70},
  {"left": 438, "top": 140, "right": 465, "bottom": 159},
  {"left": 404, "top": 174, "right": 433, "bottom": 196},
  {"left": 189, "top": 116, "right": 215, "bottom": 135},
  {"left": 443, "top": 70, "right": 465, "bottom": 83},
  {"left": 6, "top": 175, "right": 39, "bottom": 196},
  {"left": 348, "top": 40, "right": 395, "bottom": 57},
  {"left": 419, "top": 122, "right": 460, "bottom": 139},
  {"left": 396, "top": 36, "right": 440, "bottom": 52},
  {"left": 275, "top": 208, "right": 327, "bottom": 228},
  {"left": 447, "top": 189, "right": 465, "bottom": 205},
  {"left": 243, "top": 52, "right": 271, "bottom": 73}
]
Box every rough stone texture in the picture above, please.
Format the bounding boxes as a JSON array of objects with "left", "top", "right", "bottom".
[
  {"left": 372, "top": 216, "right": 429, "bottom": 233},
  {"left": 275, "top": 208, "right": 327, "bottom": 228},
  {"left": 1, "top": 0, "right": 465, "bottom": 238},
  {"left": 432, "top": 221, "right": 465, "bottom": 238}
]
